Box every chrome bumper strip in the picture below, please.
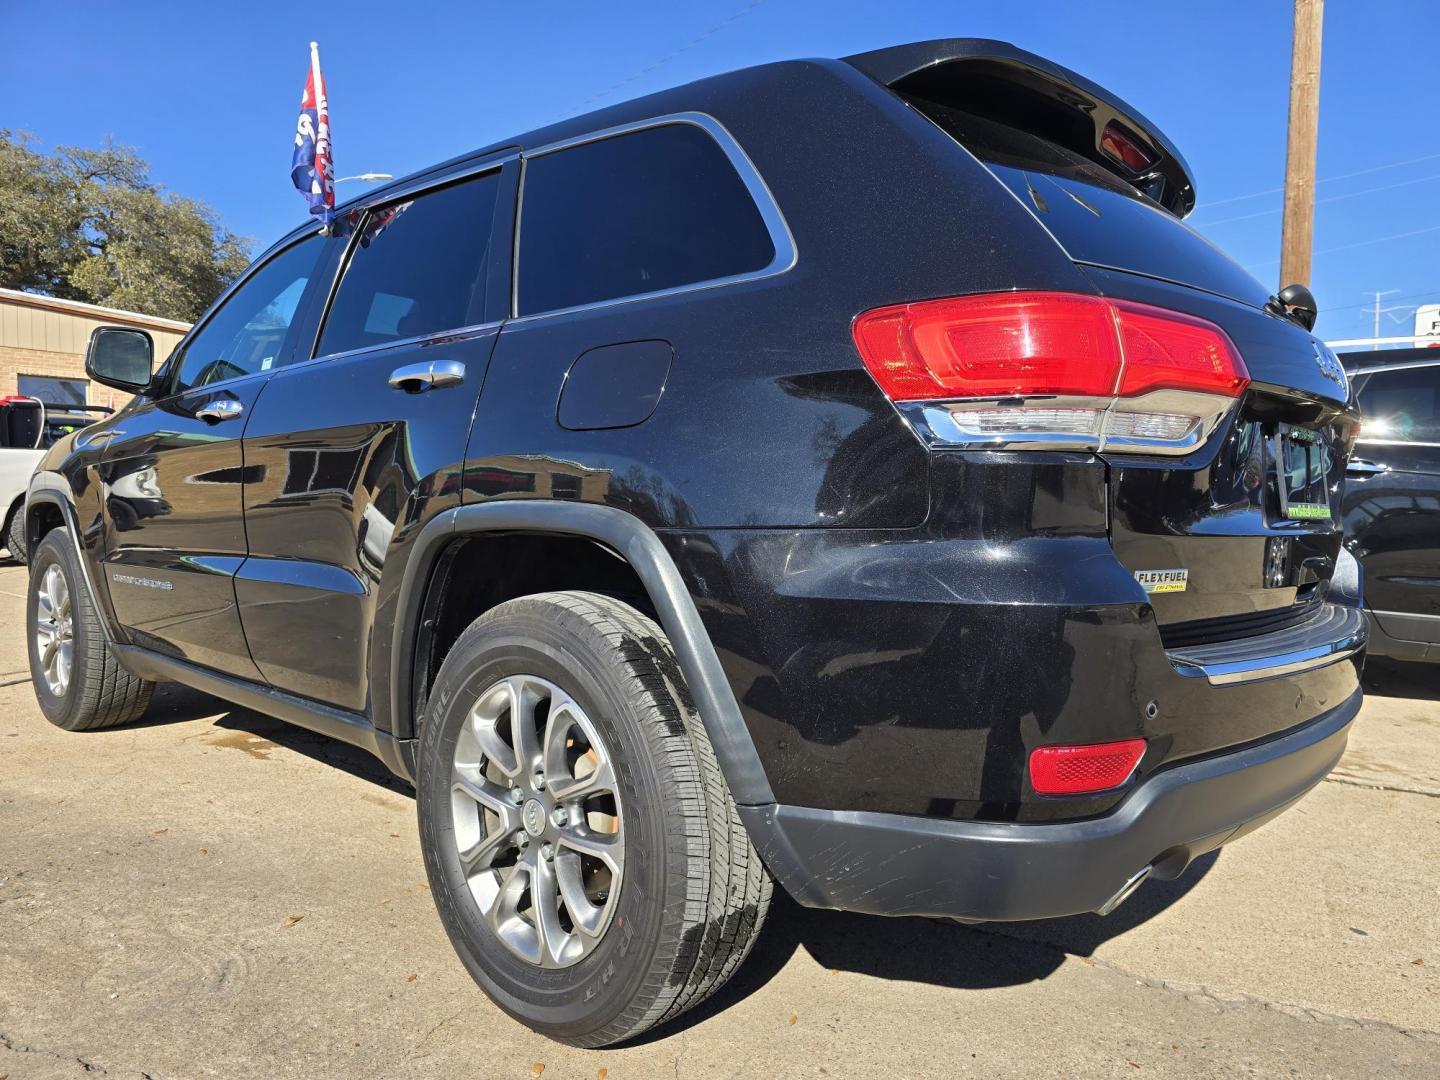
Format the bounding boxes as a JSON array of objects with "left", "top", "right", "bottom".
[{"left": 1167, "top": 603, "right": 1367, "bottom": 686}]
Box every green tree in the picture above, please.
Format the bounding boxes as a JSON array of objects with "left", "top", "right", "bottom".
[{"left": 0, "top": 130, "right": 250, "bottom": 321}]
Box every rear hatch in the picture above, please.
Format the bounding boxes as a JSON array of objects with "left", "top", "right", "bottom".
[{"left": 848, "top": 39, "right": 1361, "bottom": 635}]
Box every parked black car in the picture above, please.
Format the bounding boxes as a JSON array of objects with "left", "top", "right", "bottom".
[
  {"left": 25, "top": 39, "right": 1364, "bottom": 1047},
  {"left": 1340, "top": 347, "right": 1440, "bottom": 661}
]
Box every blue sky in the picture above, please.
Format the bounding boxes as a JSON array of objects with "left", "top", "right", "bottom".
[{"left": 4, "top": 0, "right": 1435, "bottom": 342}]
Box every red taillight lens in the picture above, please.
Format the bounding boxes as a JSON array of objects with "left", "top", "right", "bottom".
[
  {"left": 1099, "top": 121, "right": 1156, "bottom": 173},
  {"left": 1112, "top": 301, "right": 1249, "bottom": 397},
  {"left": 853, "top": 293, "right": 1247, "bottom": 403},
  {"left": 852, "top": 293, "right": 1122, "bottom": 401},
  {"left": 1029, "top": 739, "right": 1147, "bottom": 796}
]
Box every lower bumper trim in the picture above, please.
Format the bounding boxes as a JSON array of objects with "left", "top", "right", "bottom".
[
  {"left": 740, "top": 690, "right": 1359, "bottom": 922},
  {"left": 1167, "top": 602, "right": 1367, "bottom": 686}
]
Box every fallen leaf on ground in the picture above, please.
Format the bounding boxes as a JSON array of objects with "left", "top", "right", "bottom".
[
  {"left": 406, "top": 973, "right": 417, "bottom": 982},
  {"left": 788, "top": 1014, "right": 797, "bottom": 1026},
  {"left": 282, "top": 915, "right": 304, "bottom": 928},
  {"left": 1413, "top": 958, "right": 1425, "bottom": 966},
  {"left": 531, "top": 1065, "right": 545, "bottom": 1077},
  {"left": 197, "top": 848, "right": 208, "bottom": 856},
  {"left": 597, "top": 1069, "right": 608, "bottom": 1079},
  {"left": 152, "top": 827, "right": 168, "bottom": 835},
  {"left": 1081, "top": 956, "right": 1095, "bottom": 966}
]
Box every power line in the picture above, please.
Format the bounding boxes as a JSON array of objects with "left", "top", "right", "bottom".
[
  {"left": 573, "top": 0, "right": 769, "bottom": 111},
  {"left": 1244, "top": 223, "right": 1440, "bottom": 269},
  {"left": 1196, "top": 151, "right": 1440, "bottom": 210},
  {"left": 1325, "top": 288, "right": 1439, "bottom": 313},
  {"left": 1199, "top": 172, "right": 1440, "bottom": 228}
]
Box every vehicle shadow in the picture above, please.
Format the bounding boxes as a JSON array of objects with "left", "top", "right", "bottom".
[
  {"left": 126, "top": 683, "right": 414, "bottom": 795},
  {"left": 1362, "top": 657, "right": 1440, "bottom": 701},
  {"left": 634, "top": 852, "right": 1219, "bottom": 1044},
  {"left": 123, "top": 683, "right": 1217, "bottom": 1035}
]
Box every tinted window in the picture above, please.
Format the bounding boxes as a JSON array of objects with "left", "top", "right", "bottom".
[
  {"left": 19, "top": 374, "right": 87, "bottom": 406},
  {"left": 517, "top": 124, "right": 775, "bottom": 316},
  {"left": 1357, "top": 366, "right": 1440, "bottom": 444},
  {"left": 171, "top": 235, "right": 327, "bottom": 392},
  {"left": 318, "top": 172, "right": 500, "bottom": 357}
]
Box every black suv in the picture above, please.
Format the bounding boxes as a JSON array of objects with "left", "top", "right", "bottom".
[
  {"left": 1340, "top": 348, "right": 1440, "bottom": 661},
  {"left": 25, "top": 40, "right": 1364, "bottom": 1047}
]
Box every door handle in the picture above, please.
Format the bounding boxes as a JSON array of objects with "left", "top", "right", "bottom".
[
  {"left": 389, "top": 359, "right": 465, "bottom": 392},
  {"left": 1346, "top": 458, "right": 1389, "bottom": 476},
  {"left": 196, "top": 399, "right": 245, "bottom": 423}
]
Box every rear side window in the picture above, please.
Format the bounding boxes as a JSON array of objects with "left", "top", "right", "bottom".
[
  {"left": 517, "top": 123, "right": 775, "bottom": 316},
  {"left": 317, "top": 171, "right": 501, "bottom": 357},
  {"left": 1357, "top": 366, "right": 1440, "bottom": 444}
]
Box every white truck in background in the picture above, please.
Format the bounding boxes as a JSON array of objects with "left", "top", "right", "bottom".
[{"left": 1, "top": 398, "right": 110, "bottom": 563}]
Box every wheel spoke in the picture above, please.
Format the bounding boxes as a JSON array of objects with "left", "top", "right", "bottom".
[
  {"left": 557, "top": 825, "right": 624, "bottom": 875},
  {"left": 548, "top": 753, "right": 615, "bottom": 803},
  {"left": 507, "top": 676, "right": 543, "bottom": 778},
  {"left": 452, "top": 768, "right": 517, "bottom": 816},
  {"left": 529, "top": 852, "right": 571, "bottom": 967},
  {"left": 489, "top": 853, "right": 542, "bottom": 965},
  {"left": 555, "top": 851, "right": 608, "bottom": 937},
  {"left": 468, "top": 681, "right": 521, "bottom": 778},
  {"left": 457, "top": 825, "right": 514, "bottom": 877}
]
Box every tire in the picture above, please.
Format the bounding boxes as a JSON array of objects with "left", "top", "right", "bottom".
[
  {"left": 6, "top": 504, "right": 26, "bottom": 565},
  {"left": 417, "top": 591, "right": 772, "bottom": 1047},
  {"left": 27, "top": 528, "right": 154, "bottom": 731}
]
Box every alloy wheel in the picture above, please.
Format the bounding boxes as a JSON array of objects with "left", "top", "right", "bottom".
[
  {"left": 34, "top": 563, "right": 73, "bottom": 697},
  {"left": 450, "top": 674, "right": 624, "bottom": 968}
]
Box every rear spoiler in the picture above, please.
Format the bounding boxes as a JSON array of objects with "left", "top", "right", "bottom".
[{"left": 844, "top": 38, "right": 1198, "bottom": 218}]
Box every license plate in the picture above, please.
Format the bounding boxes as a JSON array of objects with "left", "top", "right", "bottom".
[{"left": 1275, "top": 424, "right": 1331, "bottom": 521}]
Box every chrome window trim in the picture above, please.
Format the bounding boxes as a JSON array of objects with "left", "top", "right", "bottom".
[
  {"left": 291, "top": 320, "right": 502, "bottom": 370},
  {"left": 508, "top": 111, "right": 798, "bottom": 324},
  {"left": 305, "top": 158, "right": 514, "bottom": 365}
]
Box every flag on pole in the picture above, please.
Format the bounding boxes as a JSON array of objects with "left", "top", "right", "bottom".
[{"left": 291, "top": 41, "right": 334, "bottom": 225}]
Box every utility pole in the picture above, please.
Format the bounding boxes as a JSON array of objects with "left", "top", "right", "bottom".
[
  {"left": 1372, "top": 290, "right": 1398, "bottom": 344},
  {"left": 1279, "top": 0, "right": 1324, "bottom": 289}
]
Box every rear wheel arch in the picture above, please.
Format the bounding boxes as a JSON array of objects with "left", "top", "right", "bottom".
[{"left": 388, "top": 501, "right": 774, "bottom": 807}]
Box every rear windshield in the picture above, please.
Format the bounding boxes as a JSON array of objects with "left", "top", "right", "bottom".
[
  {"left": 917, "top": 102, "right": 1144, "bottom": 204},
  {"left": 907, "top": 99, "right": 1274, "bottom": 310}
]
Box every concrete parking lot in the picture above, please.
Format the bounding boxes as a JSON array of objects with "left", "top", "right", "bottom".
[{"left": 1, "top": 562, "right": 1436, "bottom": 1079}]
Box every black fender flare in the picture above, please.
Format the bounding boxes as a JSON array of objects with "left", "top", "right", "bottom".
[
  {"left": 25, "top": 472, "right": 124, "bottom": 642},
  {"left": 387, "top": 501, "right": 776, "bottom": 807}
]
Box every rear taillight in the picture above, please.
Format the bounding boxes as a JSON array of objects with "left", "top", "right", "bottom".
[
  {"left": 852, "top": 291, "right": 1249, "bottom": 455},
  {"left": 1029, "top": 739, "right": 1147, "bottom": 796}
]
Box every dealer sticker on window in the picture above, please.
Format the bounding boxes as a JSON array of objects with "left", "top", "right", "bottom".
[{"left": 1135, "top": 568, "right": 1189, "bottom": 594}]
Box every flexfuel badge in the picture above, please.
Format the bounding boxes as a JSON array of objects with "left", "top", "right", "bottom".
[{"left": 1135, "top": 568, "right": 1188, "bottom": 594}]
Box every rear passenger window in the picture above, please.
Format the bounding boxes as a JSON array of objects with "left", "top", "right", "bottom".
[
  {"left": 517, "top": 123, "right": 776, "bottom": 316},
  {"left": 317, "top": 171, "right": 501, "bottom": 357},
  {"left": 1357, "top": 366, "right": 1440, "bottom": 444}
]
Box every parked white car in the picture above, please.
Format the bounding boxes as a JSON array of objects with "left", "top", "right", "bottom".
[{"left": 1, "top": 398, "right": 109, "bottom": 562}]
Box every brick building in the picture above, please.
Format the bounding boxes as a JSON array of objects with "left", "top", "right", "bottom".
[{"left": 0, "top": 288, "right": 189, "bottom": 410}]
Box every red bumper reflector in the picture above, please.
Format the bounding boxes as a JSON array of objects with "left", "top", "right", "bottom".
[{"left": 1029, "top": 739, "right": 1147, "bottom": 796}]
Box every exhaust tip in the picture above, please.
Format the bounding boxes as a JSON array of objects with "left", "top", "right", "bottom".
[{"left": 1097, "top": 864, "right": 1153, "bottom": 916}]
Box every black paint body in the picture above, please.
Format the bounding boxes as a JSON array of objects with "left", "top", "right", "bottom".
[{"left": 32, "top": 41, "right": 1362, "bottom": 845}]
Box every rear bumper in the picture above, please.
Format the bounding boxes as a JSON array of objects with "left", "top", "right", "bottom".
[{"left": 740, "top": 688, "right": 1359, "bottom": 921}]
